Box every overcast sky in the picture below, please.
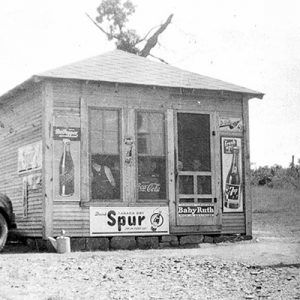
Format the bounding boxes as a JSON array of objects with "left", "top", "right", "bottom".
[{"left": 1, "top": 0, "right": 299, "bottom": 167}]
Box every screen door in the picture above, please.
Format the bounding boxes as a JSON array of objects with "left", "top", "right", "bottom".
[{"left": 176, "top": 112, "right": 220, "bottom": 226}]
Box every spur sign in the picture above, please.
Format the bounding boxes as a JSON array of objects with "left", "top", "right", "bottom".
[{"left": 90, "top": 206, "right": 169, "bottom": 236}]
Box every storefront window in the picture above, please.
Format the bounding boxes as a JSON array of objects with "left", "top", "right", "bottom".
[
  {"left": 137, "top": 112, "right": 166, "bottom": 200},
  {"left": 89, "top": 108, "right": 120, "bottom": 200}
]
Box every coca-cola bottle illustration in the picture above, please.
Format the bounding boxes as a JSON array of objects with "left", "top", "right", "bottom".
[
  {"left": 224, "top": 146, "right": 241, "bottom": 209},
  {"left": 59, "top": 139, "right": 74, "bottom": 196}
]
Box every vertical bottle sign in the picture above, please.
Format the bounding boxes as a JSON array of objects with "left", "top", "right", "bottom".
[
  {"left": 53, "top": 124, "right": 80, "bottom": 200},
  {"left": 222, "top": 138, "right": 243, "bottom": 212},
  {"left": 59, "top": 139, "right": 74, "bottom": 196},
  {"left": 224, "top": 147, "right": 240, "bottom": 209}
]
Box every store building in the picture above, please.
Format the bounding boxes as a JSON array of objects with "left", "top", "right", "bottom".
[{"left": 0, "top": 50, "right": 263, "bottom": 247}]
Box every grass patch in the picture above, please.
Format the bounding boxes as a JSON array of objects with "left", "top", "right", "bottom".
[{"left": 251, "top": 186, "right": 300, "bottom": 213}]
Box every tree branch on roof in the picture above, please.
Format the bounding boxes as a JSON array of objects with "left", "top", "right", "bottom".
[
  {"left": 139, "top": 14, "right": 173, "bottom": 57},
  {"left": 86, "top": 12, "right": 117, "bottom": 40},
  {"left": 149, "top": 53, "right": 169, "bottom": 64}
]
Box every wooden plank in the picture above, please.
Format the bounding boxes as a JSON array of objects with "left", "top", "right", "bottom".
[
  {"left": 80, "top": 95, "right": 89, "bottom": 204},
  {"left": 42, "top": 81, "right": 54, "bottom": 239},
  {"left": 212, "top": 112, "right": 222, "bottom": 227},
  {"left": 242, "top": 97, "right": 252, "bottom": 236},
  {"left": 167, "top": 109, "right": 176, "bottom": 227},
  {"left": 170, "top": 225, "right": 222, "bottom": 234},
  {"left": 122, "top": 108, "right": 134, "bottom": 204}
]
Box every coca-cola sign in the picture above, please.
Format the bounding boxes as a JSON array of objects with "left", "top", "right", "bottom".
[
  {"left": 53, "top": 127, "right": 81, "bottom": 141},
  {"left": 138, "top": 182, "right": 160, "bottom": 193},
  {"left": 138, "top": 175, "right": 161, "bottom": 199}
]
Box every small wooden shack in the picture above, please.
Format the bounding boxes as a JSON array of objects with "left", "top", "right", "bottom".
[{"left": 0, "top": 50, "right": 263, "bottom": 247}]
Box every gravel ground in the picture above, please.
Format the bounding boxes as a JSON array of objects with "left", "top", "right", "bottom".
[
  {"left": 0, "top": 210, "right": 299, "bottom": 300},
  {"left": 0, "top": 243, "right": 299, "bottom": 300}
]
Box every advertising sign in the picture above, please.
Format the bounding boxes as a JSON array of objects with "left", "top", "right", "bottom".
[
  {"left": 178, "top": 204, "right": 214, "bottom": 217},
  {"left": 53, "top": 116, "right": 80, "bottom": 201},
  {"left": 18, "top": 141, "right": 42, "bottom": 173},
  {"left": 221, "top": 137, "right": 243, "bottom": 212},
  {"left": 138, "top": 176, "right": 161, "bottom": 199},
  {"left": 53, "top": 126, "right": 81, "bottom": 141},
  {"left": 219, "top": 118, "right": 243, "bottom": 132},
  {"left": 90, "top": 206, "right": 169, "bottom": 236}
]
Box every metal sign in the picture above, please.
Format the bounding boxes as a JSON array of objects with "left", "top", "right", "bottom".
[
  {"left": 219, "top": 118, "right": 243, "bottom": 132},
  {"left": 18, "top": 141, "right": 42, "bottom": 173},
  {"left": 53, "top": 126, "right": 81, "bottom": 141},
  {"left": 90, "top": 206, "right": 169, "bottom": 236},
  {"left": 178, "top": 204, "right": 214, "bottom": 217}
]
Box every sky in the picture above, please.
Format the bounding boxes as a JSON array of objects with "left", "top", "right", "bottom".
[{"left": 1, "top": 0, "right": 299, "bottom": 168}]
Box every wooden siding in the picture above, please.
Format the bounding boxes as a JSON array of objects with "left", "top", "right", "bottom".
[
  {"left": 0, "top": 84, "right": 43, "bottom": 236},
  {"left": 50, "top": 79, "right": 246, "bottom": 236},
  {"left": 221, "top": 213, "right": 246, "bottom": 234},
  {"left": 52, "top": 203, "right": 89, "bottom": 236}
]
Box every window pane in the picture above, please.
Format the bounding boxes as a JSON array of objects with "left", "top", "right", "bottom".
[
  {"left": 197, "top": 176, "right": 212, "bottom": 194},
  {"left": 179, "top": 176, "right": 194, "bottom": 194},
  {"left": 178, "top": 113, "right": 211, "bottom": 172},
  {"left": 179, "top": 198, "right": 194, "bottom": 203},
  {"left": 104, "top": 110, "right": 118, "bottom": 131},
  {"left": 103, "top": 131, "right": 119, "bottom": 154},
  {"left": 151, "top": 134, "right": 164, "bottom": 156},
  {"left": 90, "top": 131, "right": 103, "bottom": 154},
  {"left": 150, "top": 113, "right": 164, "bottom": 133},
  {"left": 89, "top": 109, "right": 120, "bottom": 200},
  {"left": 197, "top": 198, "right": 212, "bottom": 203},
  {"left": 137, "top": 112, "right": 166, "bottom": 200},
  {"left": 90, "top": 110, "right": 103, "bottom": 130}
]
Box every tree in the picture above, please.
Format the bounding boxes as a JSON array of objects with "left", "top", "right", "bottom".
[{"left": 86, "top": 0, "right": 173, "bottom": 58}]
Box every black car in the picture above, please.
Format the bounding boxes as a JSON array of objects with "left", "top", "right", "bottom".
[{"left": 0, "top": 193, "right": 16, "bottom": 251}]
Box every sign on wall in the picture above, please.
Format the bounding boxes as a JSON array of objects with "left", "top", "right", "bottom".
[
  {"left": 221, "top": 137, "right": 243, "bottom": 212},
  {"left": 53, "top": 127, "right": 81, "bottom": 141},
  {"left": 219, "top": 117, "right": 243, "bottom": 132},
  {"left": 18, "top": 141, "right": 42, "bottom": 173},
  {"left": 178, "top": 204, "right": 214, "bottom": 217},
  {"left": 90, "top": 206, "right": 169, "bottom": 236},
  {"left": 53, "top": 116, "right": 81, "bottom": 201}
]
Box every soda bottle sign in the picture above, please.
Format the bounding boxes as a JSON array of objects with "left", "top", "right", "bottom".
[
  {"left": 59, "top": 139, "right": 74, "bottom": 196},
  {"left": 224, "top": 146, "right": 241, "bottom": 209}
]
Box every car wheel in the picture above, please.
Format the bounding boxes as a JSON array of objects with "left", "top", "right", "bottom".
[{"left": 0, "top": 213, "right": 8, "bottom": 252}]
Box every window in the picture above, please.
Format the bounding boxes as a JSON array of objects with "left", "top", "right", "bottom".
[
  {"left": 137, "top": 112, "right": 166, "bottom": 200},
  {"left": 89, "top": 108, "right": 120, "bottom": 200}
]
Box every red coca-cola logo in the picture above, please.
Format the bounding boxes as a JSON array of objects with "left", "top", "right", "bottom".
[{"left": 138, "top": 182, "right": 160, "bottom": 193}]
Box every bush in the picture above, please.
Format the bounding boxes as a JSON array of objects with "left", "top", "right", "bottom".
[{"left": 251, "top": 163, "right": 300, "bottom": 190}]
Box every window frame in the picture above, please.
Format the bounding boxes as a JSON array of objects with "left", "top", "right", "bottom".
[
  {"left": 135, "top": 109, "right": 168, "bottom": 203},
  {"left": 88, "top": 106, "right": 123, "bottom": 203}
]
